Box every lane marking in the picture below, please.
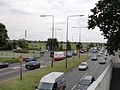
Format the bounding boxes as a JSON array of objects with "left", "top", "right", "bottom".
[
  {"left": 70, "top": 62, "right": 98, "bottom": 90},
  {"left": 89, "top": 61, "right": 98, "bottom": 71},
  {"left": 80, "top": 73, "right": 88, "bottom": 81},
  {"left": 71, "top": 85, "right": 76, "bottom": 90}
]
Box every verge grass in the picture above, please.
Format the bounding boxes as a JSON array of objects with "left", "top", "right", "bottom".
[{"left": 0, "top": 55, "right": 89, "bottom": 90}]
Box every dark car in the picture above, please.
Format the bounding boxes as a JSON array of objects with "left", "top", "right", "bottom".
[
  {"left": 50, "top": 51, "right": 54, "bottom": 58},
  {"left": 25, "top": 61, "right": 40, "bottom": 70},
  {"left": 80, "top": 50, "right": 85, "bottom": 53},
  {"left": 78, "top": 76, "right": 95, "bottom": 90},
  {"left": 23, "top": 57, "right": 37, "bottom": 62},
  {"left": 0, "top": 62, "right": 9, "bottom": 69}
]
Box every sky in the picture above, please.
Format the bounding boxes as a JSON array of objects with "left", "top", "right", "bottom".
[{"left": 0, "top": 0, "right": 107, "bottom": 43}]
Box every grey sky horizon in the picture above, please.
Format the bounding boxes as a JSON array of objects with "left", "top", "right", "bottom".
[{"left": 0, "top": 0, "right": 107, "bottom": 43}]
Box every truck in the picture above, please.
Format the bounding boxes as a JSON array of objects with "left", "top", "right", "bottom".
[{"left": 35, "top": 72, "right": 66, "bottom": 90}]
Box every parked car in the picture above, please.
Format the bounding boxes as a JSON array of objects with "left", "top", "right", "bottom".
[
  {"left": 50, "top": 51, "right": 54, "bottom": 58},
  {"left": 77, "top": 76, "right": 95, "bottom": 90},
  {"left": 99, "top": 57, "right": 106, "bottom": 64},
  {"left": 23, "top": 57, "right": 37, "bottom": 62},
  {"left": 91, "top": 55, "right": 97, "bottom": 61},
  {"left": 25, "top": 61, "right": 40, "bottom": 70},
  {"left": 78, "top": 62, "right": 88, "bottom": 70},
  {"left": 0, "top": 62, "right": 9, "bottom": 69}
]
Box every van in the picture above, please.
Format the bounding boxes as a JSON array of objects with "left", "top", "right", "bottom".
[
  {"left": 54, "top": 52, "right": 65, "bottom": 61},
  {"left": 36, "top": 72, "right": 66, "bottom": 90}
]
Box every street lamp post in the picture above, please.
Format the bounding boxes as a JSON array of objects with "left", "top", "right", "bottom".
[
  {"left": 72, "top": 27, "right": 87, "bottom": 57},
  {"left": 40, "top": 15, "right": 54, "bottom": 67},
  {"left": 66, "top": 15, "right": 84, "bottom": 69},
  {"left": 72, "top": 27, "right": 87, "bottom": 58}
]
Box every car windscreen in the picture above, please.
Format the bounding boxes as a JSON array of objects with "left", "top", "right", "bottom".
[
  {"left": 38, "top": 82, "right": 53, "bottom": 90},
  {"left": 80, "top": 63, "right": 86, "bottom": 66},
  {"left": 80, "top": 79, "right": 91, "bottom": 85}
]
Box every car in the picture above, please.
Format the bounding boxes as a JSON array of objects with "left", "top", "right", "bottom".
[
  {"left": 80, "top": 50, "right": 85, "bottom": 53},
  {"left": 73, "top": 50, "right": 77, "bottom": 56},
  {"left": 99, "top": 57, "right": 106, "bottom": 64},
  {"left": 91, "top": 55, "right": 97, "bottom": 61},
  {"left": 23, "top": 57, "right": 37, "bottom": 62},
  {"left": 78, "top": 62, "right": 88, "bottom": 70},
  {"left": 25, "top": 61, "right": 40, "bottom": 70},
  {"left": 0, "top": 62, "right": 9, "bottom": 69},
  {"left": 97, "top": 53, "right": 102, "bottom": 57},
  {"left": 92, "top": 49, "right": 97, "bottom": 53},
  {"left": 54, "top": 52, "right": 65, "bottom": 61},
  {"left": 66, "top": 52, "right": 73, "bottom": 58},
  {"left": 77, "top": 76, "right": 95, "bottom": 90},
  {"left": 103, "top": 55, "right": 107, "bottom": 60},
  {"left": 50, "top": 51, "right": 54, "bottom": 58}
]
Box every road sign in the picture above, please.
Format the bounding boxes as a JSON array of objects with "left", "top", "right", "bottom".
[{"left": 18, "top": 55, "right": 23, "bottom": 62}]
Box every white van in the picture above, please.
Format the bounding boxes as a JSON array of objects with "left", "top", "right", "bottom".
[
  {"left": 54, "top": 52, "right": 65, "bottom": 61},
  {"left": 36, "top": 72, "right": 66, "bottom": 90}
]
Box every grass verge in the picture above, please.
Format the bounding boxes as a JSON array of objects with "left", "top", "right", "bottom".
[
  {"left": 0, "top": 58, "right": 18, "bottom": 63},
  {"left": 0, "top": 55, "right": 90, "bottom": 90}
]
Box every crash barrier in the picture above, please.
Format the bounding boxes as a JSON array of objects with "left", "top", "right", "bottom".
[{"left": 87, "top": 60, "right": 113, "bottom": 90}]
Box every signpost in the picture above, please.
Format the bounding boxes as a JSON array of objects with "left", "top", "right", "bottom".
[{"left": 18, "top": 55, "right": 23, "bottom": 80}]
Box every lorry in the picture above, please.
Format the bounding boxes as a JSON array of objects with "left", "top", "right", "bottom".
[{"left": 36, "top": 72, "right": 66, "bottom": 90}]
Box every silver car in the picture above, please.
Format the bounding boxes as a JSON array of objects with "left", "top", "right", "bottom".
[
  {"left": 79, "top": 62, "right": 88, "bottom": 70},
  {"left": 99, "top": 57, "right": 106, "bottom": 64}
]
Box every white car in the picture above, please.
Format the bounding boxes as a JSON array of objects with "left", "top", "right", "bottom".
[
  {"left": 99, "top": 57, "right": 106, "bottom": 64},
  {"left": 79, "top": 62, "right": 88, "bottom": 70}
]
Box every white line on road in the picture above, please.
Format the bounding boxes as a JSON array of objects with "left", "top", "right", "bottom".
[
  {"left": 71, "top": 85, "right": 76, "bottom": 90},
  {"left": 70, "top": 62, "right": 98, "bottom": 90},
  {"left": 89, "top": 61, "right": 98, "bottom": 71}
]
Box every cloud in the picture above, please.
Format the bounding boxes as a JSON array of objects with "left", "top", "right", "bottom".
[{"left": 0, "top": 0, "right": 106, "bottom": 42}]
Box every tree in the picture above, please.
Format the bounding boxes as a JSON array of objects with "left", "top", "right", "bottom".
[
  {"left": 17, "top": 39, "right": 28, "bottom": 49},
  {"left": 88, "top": 0, "right": 120, "bottom": 55},
  {"left": 59, "top": 44, "right": 63, "bottom": 50},
  {"left": 67, "top": 41, "right": 71, "bottom": 50},
  {"left": 76, "top": 42, "right": 83, "bottom": 50},
  {"left": 46, "top": 38, "right": 59, "bottom": 50},
  {"left": 0, "top": 23, "right": 9, "bottom": 48}
]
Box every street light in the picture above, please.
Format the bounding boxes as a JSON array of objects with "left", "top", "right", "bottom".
[
  {"left": 66, "top": 15, "right": 84, "bottom": 69},
  {"left": 40, "top": 15, "right": 54, "bottom": 67},
  {"left": 72, "top": 27, "right": 87, "bottom": 58}
]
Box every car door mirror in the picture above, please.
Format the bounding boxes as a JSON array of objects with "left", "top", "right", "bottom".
[{"left": 35, "top": 86, "right": 38, "bottom": 90}]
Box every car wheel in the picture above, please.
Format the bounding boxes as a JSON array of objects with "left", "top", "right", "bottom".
[{"left": 26, "top": 65, "right": 31, "bottom": 70}]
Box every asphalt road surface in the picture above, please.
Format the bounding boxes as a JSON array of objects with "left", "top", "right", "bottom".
[
  {"left": 65, "top": 55, "right": 112, "bottom": 90},
  {"left": 0, "top": 52, "right": 52, "bottom": 82}
]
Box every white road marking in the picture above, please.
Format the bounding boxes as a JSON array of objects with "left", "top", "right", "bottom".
[
  {"left": 80, "top": 73, "right": 88, "bottom": 81},
  {"left": 71, "top": 85, "right": 76, "bottom": 90},
  {"left": 70, "top": 62, "right": 98, "bottom": 90},
  {"left": 89, "top": 62, "right": 98, "bottom": 71}
]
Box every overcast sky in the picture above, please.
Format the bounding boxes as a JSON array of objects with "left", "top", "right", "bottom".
[{"left": 0, "top": 0, "right": 107, "bottom": 43}]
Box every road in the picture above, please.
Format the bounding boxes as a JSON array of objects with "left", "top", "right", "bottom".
[
  {"left": 65, "top": 54, "right": 112, "bottom": 90},
  {"left": 0, "top": 52, "right": 52, "bottom": 82}
]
